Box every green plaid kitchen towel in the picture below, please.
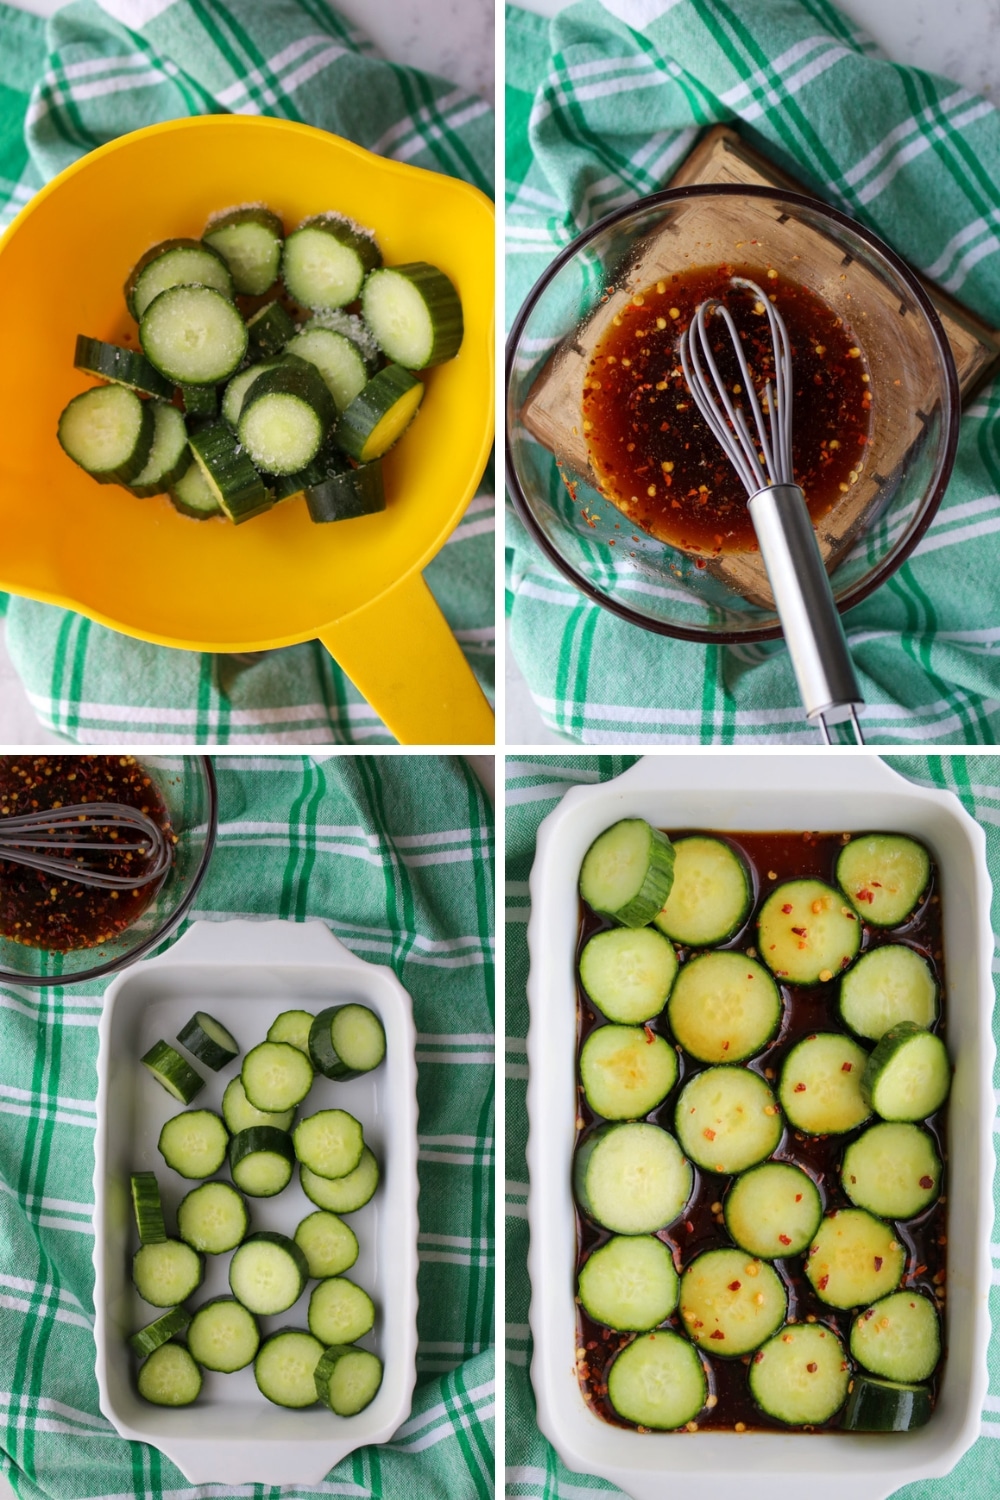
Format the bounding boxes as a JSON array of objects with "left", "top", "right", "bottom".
[
  {"left": 504, "top": 752, "right": 1000, "bottom": 1498},
  {"left": 0, "top": 0, "right": 494, "bottom": 744},
  {"left": 506, "top": 0, "right": 1000, "bottom": 744},
  {"left": 0, "top": 753, "right": 494, "bottom": 1499}
]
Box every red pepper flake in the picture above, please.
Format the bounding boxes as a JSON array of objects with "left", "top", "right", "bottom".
[
  {"left": 709, "top": 1330, "right": 725, "bottom": 1340},
  {"left": 818, "top": 1275, "right": 829, "bottom": 1291},
  {"left": 643, "top": 1024, "right": 655, "bottom": 1044},
  {"left": 874, "top": 1256, "right": 883, "bottom": 1271},
  {"left": 778, "top": 1234, "right": 792, "bottom": 1246},
  {"left": 727, "top": 1281, "right": 741, "bottom": 1292},
  {"left": 806, "top": 1363, "right": 818, "bottom": 1373},
  {"left": 703, "top": 1128, "right": 716, "bottom": 1141},
  {"left": 919, "top": 1176, "right": 933, "bottom": 1188},
  {"left": 781, "top": 903, "right": 793, "bottom": 914},
  {"left": 793, "top": 1082, "right": 806, "bottom": 1093},
  {"left": 841, "top": 1062, "right": 853, "bottom": 1072},
  {"left": 753, "top": 1350, "right": 764, "bottom": 1363},
  {"left": 791, "top": 926, "right": 807, "bottom": 936},
  {"left": 856, "top": 888, "right": 875, "bottom": 904},
  {"left": 794, "top": 1194, "right": 802, "bottom": 1202}
]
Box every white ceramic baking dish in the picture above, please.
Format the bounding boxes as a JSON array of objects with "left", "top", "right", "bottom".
[
  {"left": 525, "top": 753, "right": 994, "bottom": 1500},
  {"left": 93, "top": 919, "right": 418, "bottom": 1485}
]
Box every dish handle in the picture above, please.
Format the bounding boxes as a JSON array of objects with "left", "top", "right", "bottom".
[
  {"left": 145, "top": 916, "right": 370, "bottom": 969},
  {"left": 318, "top": 572, "right": 495, "bottom": 745}
]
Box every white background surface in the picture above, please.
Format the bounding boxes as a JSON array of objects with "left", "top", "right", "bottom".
[{"left": 505, "top": 0, "right": 1000, "bottom": 745}]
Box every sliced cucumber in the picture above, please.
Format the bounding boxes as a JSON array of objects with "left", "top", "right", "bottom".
[
  {"left": 679, "top": 1248, "right": 786, "bottom": 1356},
  {"left": 132, "top": 1238, "right": 203, "bottom": 1307},
  {"left": 131, "top": 1171, "right": 167, "bottom": 1246},
  {"left": 126, "top": 402, "right": 189, "bottom": 498},
  {"left": 179, "top": 382, "right": 218, "bottom": 419},
  {"left": 188, "top": 420, "right": 271, "bottom": 524},
  {"left": 579, "top": 1024, "right": 678, "bottom": 1119},
  {"left": 282, "top": 213, "right": 382, "bottom": 310},
  {"left": 293, "top": 1109, "right": 364, "bottom": 1180},
  {"left": 140, "top": 284, "right": 248, "bottom": 385},
  {"left": 246, "top": 299, "right": 297, "bottom": 360},
  {"left": 841, "top": 1122, "right": 941, "bottom": 1219},
  {"left": 779, "top": 1033, "right": 871, "bottom": 1135},
  {"left": 842, "top": 1374, "right": 933, "bottom": 1431},
  {"left": 229, "top": 1126, "right": 295, "bottom": 1198},
  {"left": 837, "top": 834, "right": 931, "bottom": 927},
  {"left": 58, "top": 385, "right": 154, "bottom": 485},
  {"left": 314, "top": 1343, "right": 384, "bottom": 1416},
  {"left": 229, "top": 1232, "right": 308, "bottom": 1316},
  {"left": 805, "top": 1209, "right": 905, "bottom": 1308},
  {"left": 126, "top": 238, "right": 233, "bottom": 319},
  {"left": 129, "top": 1306, "right": 191, "bottom": 1359},
  {"left": 300, "top": 1148, "right": 379, "bottom": 1214},
  {"left": 605, "top": 1331, "right": 706, "bottom": 1430},
  {"left": 266, "top": 436, "right": 346, "bottom": 503},
  {"left": 749, "top": 1323, "right": 849, "bottom": 1426},
  {"left": 652, "top": 836, "right": 751, "bottom": 947},
  {"left": 579, "top": 819, "right": 675, "bottom": 928},
  {"left": 187, "top": 1297, "right": 260, "bottom": 1373},
  {"left": 169, "top": 456, "right": 223, "bottom": 520},
  {"left": 724, "top": 1162, "right": 822, "bottom": 1260},
  {"left": 308, "top": 1276, "right": 375, "bottom": 1345},
  {"left": 579, "top": 927, "right": 677, "bottom": 1025},
  {"left": 177, "top": 1181, "right": 249, "bottom": 1254},
  {"left": 221, "top": 359, "right": 282, "bottom": 428},
  {"left": 176, "top": 1011, "right": 240, "bottom": 1072},
  {"left": 293, "top": 1210, "right": 359, "bottom": 1279},
  {"left": 673, "top": 1067, "right": 782, "bottom": 1175},
  {"left": 222, "top": 1075, "right": 295, "bottom": 1135},
  {"left": 238, "top": 362, "right": 335, "bottom": 475},
  {"left": 74, "top": 335, "right": 172, "bottom": 400},
  {"left": 267, "top": 1009, "right": 315, "bottom": 1055},
  {"left": 141, "top": 1040, "right": 204, "bottom": 1104},
  {"left": 255, "top": 1329, "right": 325, "bottom": 1408},
  {"left": 158, "top": 1110, "right": 229, "bottom": 1180},
  {"left": 574, "top": 1121, "right": 691, "bottom": 1234},
  {"left": 839, "top": 945, "right": 938, "bottom": 1041},
  {"left": 862, "top": 1023, "right": 950, "bottom": 1121},
  {"left": 242, "top": 1041, "right": 314, "bottom": 1113},
  {"left": 305, "top": 459, "right": 385, "bottom": 523},
  {"left": 308, "top": 1004, "right": 386, "bottom": 1081},
  {"left": 851, "top": 1290, "right": 940, "bottom": 1381},
  {"left": 757, "top": 880, "right": 861, "bottom": 985},
  {"left": 136, "top": 1342, "right": 202, "bottom": 1406},
  {"left": 667, "top": 951, "right": 781, "bottom": 1064},
  {"left": 285, "top": 325, "right": 370, "bottom": 411},
  {"left": 203, "top": 205, "right": 284, "bottom": 296},
  {"left": 334, "top": 364, "right": 424, "bottom": 463},
  {"left": 361, "top": 262, "right": 463, "bottom": 369},
  {"left": 578, "top": 1235, "right": 679, "bottom": 1331}
]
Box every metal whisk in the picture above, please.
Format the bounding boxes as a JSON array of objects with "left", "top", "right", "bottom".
[
  {"left": 679, "top": 276, "right": 864, "bottom": 745},
  {"left": 0, "top": 803, "right": 173, "bottom": 889}
]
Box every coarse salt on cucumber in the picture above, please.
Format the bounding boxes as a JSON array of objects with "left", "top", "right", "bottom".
[
  {"left": 667, "top": 950, "right": 781, "bottom": 1064},
  {"left": 574, "top": 1121, "right": 691, "bottom": 1234},
  {"left": 126, "top": 402, "right": 190, "bottom": 498},
  {"left": 314, "top": 1344, "right": 384, "bottom": 1416},
  {"left": 179, "top": 382, "right": 217, "bottom": 419},
  {"left": 169, "top": 457, "right": 223, "bottom": 520},
  {"left": 577, "top": 1234, "right": 679, "bottom": 1331},
  {"left": 140, "top": 284, "right": 248, "bottom": 385},
  {"left": 237, "top": 362, "right": 335, "bottom": 475},
  {"left": 361, "top": 262, "right": 463, "bottom": 369},
  {"left": 58, "top": 385, "right": 155, "bottom": 486},
  {"left": 578, "top": 926, "right": 678, "bottom": 1024},
  {"left": 285, "top": 325, "right": 371, "bottom": 411},
  {"left": 126, "top": 237, "right": 234, "bottom": 319},
  {"left": 189, "top": 421, "right": 271, "bottom": 525},
  {"left": 305, "top": 459, "right": 385, "bottom": 522},
  {"left": 246, "top": 299, "right": 296, "bottom": 360},
  {"left": 282, "top": 213, "right": 382, "bottom": 310},
  {"left": 141, "top": 1040, "right": 204, "bottom": 1104},
  {"left": 579, "top": 818, "right": 675, "bottom": 928},
  {"left": 74, "top": 335, "right": 173, "bottom": 400},
  {"left": 578, "top": 1024, "right": 678, "bottom": 1119},
  {"left": 334, "top": 364, "right": 424, "bottom": 463},
  {"left": 203, "top": 205, "right": 284, "bottom": 296}
]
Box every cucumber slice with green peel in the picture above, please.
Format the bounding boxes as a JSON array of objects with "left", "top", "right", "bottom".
[
  {"left": 300, "top": 1148, "right": 379, "bottom": 1214},
  {"left": 574, "top": 1121, "right": 691, "bottom": 1234},
  {"left": 187, "top": 1297, "right": 261, "bottom": 1373},
  {"left": 176, "top": 1011, "right": 240, "bottom": 1071},
  {"left": 579, "top": 819, "right": 675, "bottom": 928},
  {"left": 188, "top": 420, "right": 271, "bottom": 524},
  {"left": 203, "top": 205, "right": 284, "bottom": 296},
  {"left": 238, "top": 362, "right": 335, "bottom": 475},
  {"left": 841, "top": 1123, "right": 941, "bottom": 1219},
  {"left": 74, "top": 335, "right": 173, "bottom": 400},
  {"left": 282, "top": 214, "right": 382, "bottom": 310},
  {"left": 246, "top": 299, "right": 297, "bottom": 360},
  {"left": 293, "top": 1210, "right": 359, "bottom": 1279},
  {"left": 652, "top": 836, "right": 752, "bottom": 947},
  {"left": 842, "top": 1374, "right": 933, "bottom": 1431},
  {"left": 221, "top": 359, "right": 284, "bottom": 428},
  {"left": 141, "top": 1040, "right": 204, "bottom": 1104},
  {"left": 169, "top": 457, "right": 223, "bottom": 519},
  {"left": 140, "top": 284, "right": 248, "bottom": 385},
  {"left": 851, "top": 1291, "right": 940, "bottom": 1382},
  {"left": 361, "top": 262, "right": 463, "bottom": 369},
  {"left": 136, "top": 1342, "right": 203, "bottom": 1406},
  {"left": 132, "top": 1238, "right": 203, "bottom": 1307},
  {"left": 179, "top": 382, "right": 218, "bottom": 419},
  {"left": 758, "top": 879, "right": 861, "bottom": 985},
  {"left": 673, "top": 1067, "right": 782, "bottom": 1175},
  {"left": 666, "top": 951, "right": 781, "bottom": 1064},
  {"left": 724, "top": 1162, "right": 822, "bottom": 1260},
  {"left": 265, "top": 436, "right": 345, "bottom": 502},
  {"left": 285, "top": 325, "right": 370, "bottom": 411},
  {"left": 308, "top": 1276, "right": 375, "bottom": 1345},
  {"left": 605, "top": 1331, "right": 707, "bottom": 1430},
  {"left": 256, "top": 1329, "right": 325, "bottom": 1408},
  {"left": 230, "top": 1232, "right": 308, "bottom": 1316},
  {"left": 222, "top": 1076, "right": 295, "bottom": 1135},
  {"left": 126, "top": 237, "right": 234, "bottom": 319},
  {"left": 749, "top": 1323, "right": 850, "bottom": 1426},
  {"left": 314, "top": 1344, "right": 383, "bottom": 1416},
  {"left": 129, "top": 1306, "right": 191, "bottom": 1359},
  {"left": 58, "top": 385, "right": 155, "bottom": 485},
  {"left": 305, "top": 458, "right": 385, "bottom": 522},
  {"left": 837, "top": 834, "right": 931, "bottom": 927},
  {"left": 126, "top": 402, "right": 189, "bottom": 497},
  {"left": 838, "top": 945, "right": 938, "bottom": 1041},
  {"left": 177, "top": 1180, "right": 249, "bottom": 1254},
  {"left": 578, "top": 1024, "right": 678, "bottom": 1119},
  {"left": 242, "top": 1040, "right": 314, "bottom": 1113},
  {"left": 779, "top": 1033, "right": 871, "bottom": 1135},
  {"left": 577, "top": 1235, "right": 679, "bottom": 1331},
  {"left": 267, "top": 1010, "right": 315, "bottom": 1055},
  {"left": 334, "top": 364, "right": 424, "bottom": 462},
  {"left": 805, "top": 1209, "right": 905, "bottom": 1308},
  {"left": 158, "top": 1109, "right": 229, "bottom": 1180},
  {"left": 293, "top": 1109, "right": 364, "bottom": 1180},
  {"left": 578, "top": 927, "right": 678, "bottom": 1025},
  {"left": 307, "top": 308, "right": 380, "bottom": 368},
  {"left": 862, "top": 1023, "right": 950, "bottom": 1121},
  {"left": 308, "top": 1004, "right": 386, "bottom": 1081},
  {"left": 131, "top": 1172, "right": 167, "bottom": 1246},
  {"left": 229, "top": 1127, "right": 295, "bottom": 1198},
  {"left": 679, "top": 1248, "right": 786, "bottom": 1356}
]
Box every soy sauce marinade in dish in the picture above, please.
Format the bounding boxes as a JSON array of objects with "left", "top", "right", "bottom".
[
  {"left": 573, "top": 821, "right": 948, "bottom": 1434},
  {"left": 0, "top": 756, "right": 173, "bottom": 950},
  {"left": 582, "top": 266, "right": 872, "bottom": 556}
]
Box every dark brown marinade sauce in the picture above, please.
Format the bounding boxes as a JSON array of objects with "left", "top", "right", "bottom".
[
  {"left": 0, "top": 756, "right": 173, "bottom": 951},
  {"left": 582, "top": 266, "right": 872, "bottom": 557},
  {"left": 574, "top": 828, "right": 946, "bottom": 1433}
]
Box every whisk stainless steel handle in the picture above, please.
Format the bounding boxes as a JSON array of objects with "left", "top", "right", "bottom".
[
  {"left": 680, "top": 277, "right": 864, "bottom": 745},
  {"left": 0, "top": 802, "right": 173, "bottom": 889}
]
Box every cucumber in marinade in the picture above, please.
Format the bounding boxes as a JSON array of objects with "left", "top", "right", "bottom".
[
  {"left": 579, "top": 819, "right": 675, "bottom": 927},
  {"left": 577, "top": 1235, "right": 679, "bottom": 1331},
  {"left": 757, "top": 879, "right": 861, "bottom": 985},
  {"left": 779, "top": 1033, "right": 871, "bottom": 1135},
  {"left": 839, "top": 945, "right": 938, "bottom": 1041},
  {"left": 749, "top": 1323, "right": 850, "bottom": 1426},
  {"left": 652, "top": 836, "right": 751, "bottom": 946},
  {"left": 579, "top": 927, "right": 678, "bottom": 1024},
  {"left": 679, "top": 1248, "right": 786, "bottom": 1356},
  {"left": 605, "top": 1331, "right": 706, "bottom": 1430},
  {"left": 862, "top": 1022, "right": 950, "bottom": 1121},
  {"left": 841, "top": 1123, "right": 941, "bottom": 1219},
  {"left": 837, "top": 834, "right": 931, "bottom": 927},
  {"left": 666, "top": 951, "right": 781, "bottom": 1064},
  {"left": 578, "top": 1024, "right": 678, "bottom": 1119},
  {"left": 842, "top": 1375, "right": 933, "bottom": 1431},
  {"left": 850, "top": 1291, "right": 940, "bottom": 1382},
  {"left": 574, "top": 1121, "right": 691, "bottom": 1234},
  {"left": 724, "top": 1162, "right": 822, "bottom": 1260},
  {"left": 674, "top": 1067, "right": 782, "bottom": 1175},
  {"left": 805, "top": 1209, "right": 904, "bottom": 1308}
]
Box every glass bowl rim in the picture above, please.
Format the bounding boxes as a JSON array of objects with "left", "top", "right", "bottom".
[
  {"left": 0, "top": 754, "right": 218, "bottom": 988},
  {"left": 505, "top": 181, "right": 962, "bottom": 645}
]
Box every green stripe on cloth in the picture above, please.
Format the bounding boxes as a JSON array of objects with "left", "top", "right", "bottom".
[
  {"left": 0, "top": 0, "right": 493, "bottom": 744},
  {"left": 0, "top": 754, "right": 494, "bottom": 1499},
  {"left": 504, "top": 752, "right": 1000, "bottom": 1497},
  {"left": 505, "top": 0, "right": 1000, "bottom": 744}
]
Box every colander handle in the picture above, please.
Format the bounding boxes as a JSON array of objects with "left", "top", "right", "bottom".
[{"left": 318, "top": 571, "right": 494, "bottom": 745}]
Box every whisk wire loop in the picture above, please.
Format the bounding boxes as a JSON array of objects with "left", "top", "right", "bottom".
[{"left": 0, "top": 802, "right": 173, "bottom": 890}]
